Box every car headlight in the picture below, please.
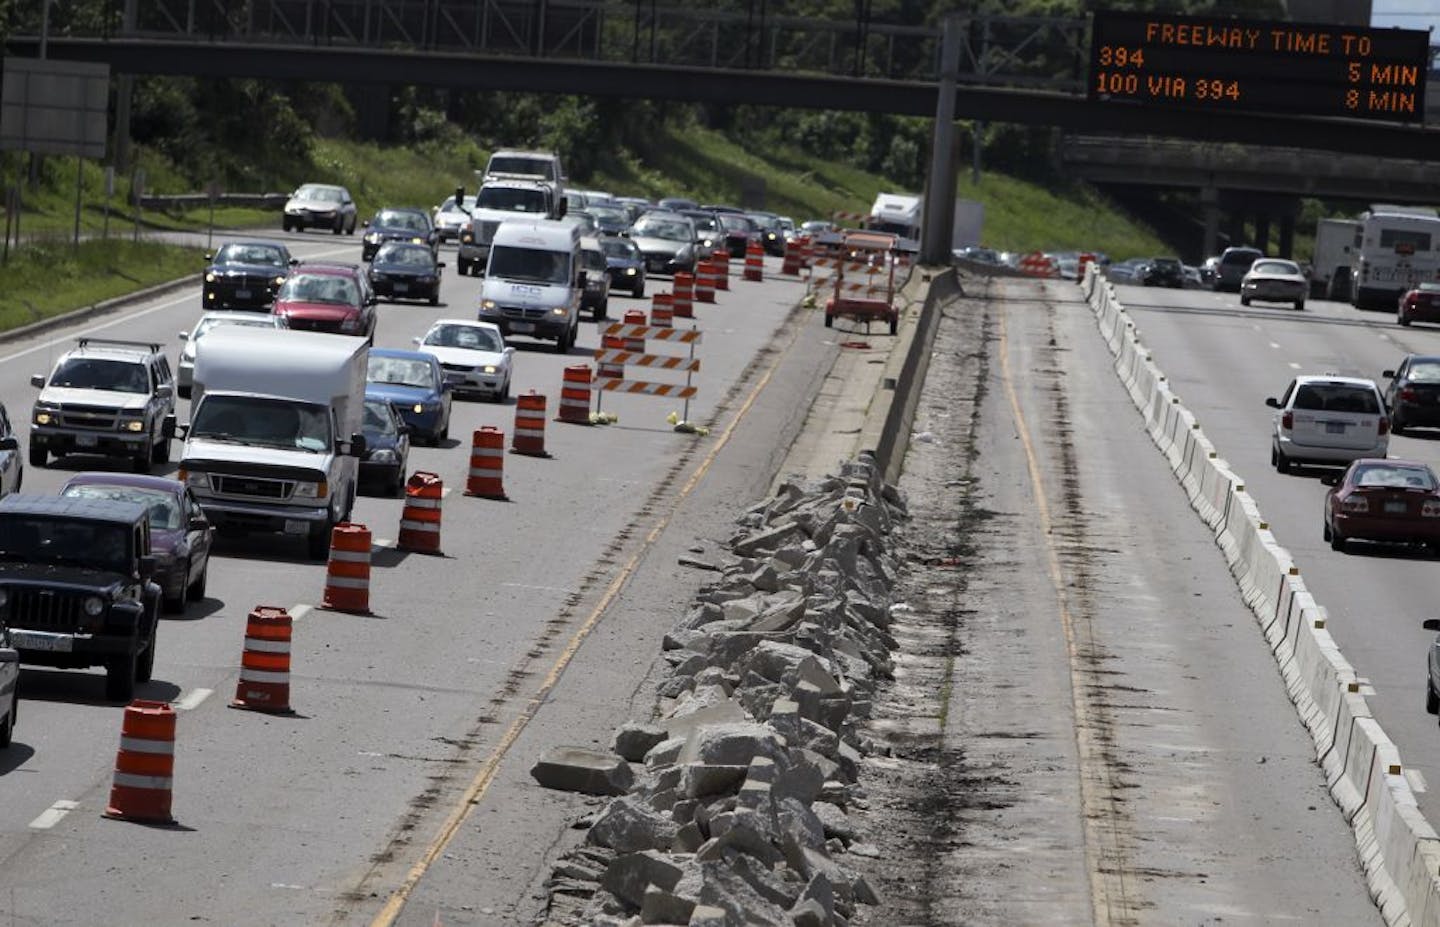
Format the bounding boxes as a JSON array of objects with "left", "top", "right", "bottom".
[
  {"left": 364, "top": 233, "right": 380, "bottom": 243},
  {"left": 83, "top": 596, "right": 104, "bottom": 617},
  {"left": 550, "top": 307, "right": 567, "bottom": 315},
  {"left": 483, "top": 365, "right": 498, "bottom": 374},
  {"left": 124, "top": 420, "right": 145, "bottom": 432},
  {"left": 461, "top": 232, "right": 473, "bottom": 244},
  {"left": 411, "top": 237, "right": 424, "bottom": 245},
  {"left": 369, "top": 449, "right": 397, "bottom": 464},
  {"left": 205, "top": 272, "right": 217, "bottom": 282},
  {"left": 625, "top": 268, "right": 637, "bottom": 276},
  {"left": 33, "top": 411, "right": 53, "bottom": 425},
  {"left": 292, "top": 480, "right": 328, "bottom": 499},
  {"left": 481, "top": 299, "right": 497, "bottom": 310},
  {"left": 767, "top": 232, "right": 777, "bottom": 240},
  {"left": 274, "top": 275, "right": 286, "bottom": 286},
  {"left": 418, "top": 275, "right": 437, "bottom": 283},
  {"left": 412, "top": 403, "right": 425, "bottom": 414}
]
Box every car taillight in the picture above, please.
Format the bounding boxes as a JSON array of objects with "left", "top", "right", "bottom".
[
  {"left": 1282, "top": 410, "right": 1294, "bottom": 429},
  {"left": 1342, "top": 495, "right": 1370, "bottom": 513},
  {"left": 1402, "top": 387, "right": 1418, "bottom": 401},
  {"left": 1379, "top": 416, "right": 1390, "bottom": 435},
  {"left": 1423, "top": 499, "right": 1440, "bottom": 518}
]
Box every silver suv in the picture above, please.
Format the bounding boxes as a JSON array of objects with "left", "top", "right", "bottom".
[
  {"left": 29, "top": 338, "right": 176, "bottom": 473},
  {"left": 1266, "top": 375, "right": 1389, "bottom": 474}
]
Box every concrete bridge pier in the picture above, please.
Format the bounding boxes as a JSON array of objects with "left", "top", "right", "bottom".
[{"left": 1201, "top": 183, "right": 1219, "bottom": 260}]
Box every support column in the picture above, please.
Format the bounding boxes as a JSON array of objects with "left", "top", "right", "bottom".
[
  {"left": 919, "top": 14, "right": 960, "bottom": 265},
  {"left": 1254, "top": 213, "right": 1272, "bottom": 256},
  {"left": 112, "top": 0, "right": 138, "bottom": 172},
  {"left": 1278, "top": 213, "right": 1295, "bottom": 259},
  {"left": 1200, "top": 182, "right": 1219, "bottom": 259}
]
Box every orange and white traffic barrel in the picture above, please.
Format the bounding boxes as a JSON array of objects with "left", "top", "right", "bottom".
[
  {"left": 230, "top": 605, "right": 294, "bottom": 713},
  {"left": 557, "top": 365, "right": 594, "bottom": 424},
  {"left": 650, "top": 292, "right": 674, "bottom": 328},
  {"left": 712, "top": 249, "right": 730, "bottom": 291},
  {"left": 673, "top": 271, "right": 695, "bottom": 318},
  {"left": 781, "top": 240, "right": 803, "bottom": 275},
  {"left": 744, "top": 240, "right": 764, "bottom": 282},
  {"left": 398, "top": 470, "right": 445, "bottom": 551},
  {"left": 103, "top": 699, "right": 176, "bottom": 825},
  {"left": 510, "top": 393, "right": 550, "bottom": 458},
  {"left": 598, "top": 328, "right": 627, "bottom": 380},
  {"left": 695, "top": 261, "right": 716, "bottom": 304},
  {"left": 622, "top": 309, "right": 647, "bottom": 353},
  {"left": 465, "top": 427, "right": 508, "bottom": 499},
  {"left": 321, "top": 522, "right": 372, "bottom": 614}
]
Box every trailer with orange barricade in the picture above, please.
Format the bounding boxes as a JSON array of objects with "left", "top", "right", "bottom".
[{"left": 817, "top": 229, "right": 915, "bottom": 335}]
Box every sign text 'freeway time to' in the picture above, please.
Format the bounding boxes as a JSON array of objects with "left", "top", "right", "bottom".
[{"left": 1088, "top": 11, "right": 1430, "bottom": 123}]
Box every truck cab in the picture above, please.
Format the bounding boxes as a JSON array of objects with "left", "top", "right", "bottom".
[{"left": 456, "top": 178, "right": 565, "bottom": 277}]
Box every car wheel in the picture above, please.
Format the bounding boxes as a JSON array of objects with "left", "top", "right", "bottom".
[
  {"left": 554, "top": 333, "right": 569, "bottom": 354},
  {"left": 105, "top": 649, "right": 138, "bottom": 702},
  {"left": 28, "top": 446, "right": 45, "bottom": 468},
  {"left": 1294, "top": 300, "right": 1305, "bottom": 311},
  {"left": 595, "top": 301, "right": 608, "bottom": 321},
  {"left": 889, "top": 314, "right": 899, "bottom": 335},
  {"left": 1322, "top": 521, "right": 1332, "bottom": 542},
  {"left": 1240, "top": 296, "right": 1251, "bottom": 306},
  {"left": 1428, "top": 679, "right": 1439, "bottom": 715},
  {"left": 282, "top": 219, "right": 292, "bottom": 233},
  {"left": 163, "top": 563, "right": 188, "bottom": 614},
  {"left": 307, "top": 514, "right": 335, "bottom": 561},
  {"left": 634, "top": 282, "right": 645, "bottom": 299},
  {"left": 824, "top": 314, "right": 834, "bottom": 328},
  {"left": 430, "top": 291, "right": 439, "bottom": 307},
  {"left": 135, "top": 620, "right": 157, "bottom": 684},
  {"left": 1393, "top": 411, "right": 1406, "bottom": 435},
  {"left": 1274, "top": 447, "right": 1291, "bottom": 474},
  {"left": 187, "top": 559, "right": 208, "bottom": 601},
  {"left": 1400, "top": 312, "right": 1412, "bottom": 327},
  {"left": 1330, "top": 530, "right": 1345, "bottom": 552},
  {"left": 347, "top": 219, "right": 356, "bottom": 235},
  {"left": 0, "top": 689, "right": 14, "bottom": 748},
  {"left": 333, "top": 218, "right": 344, "bottom": 235}
]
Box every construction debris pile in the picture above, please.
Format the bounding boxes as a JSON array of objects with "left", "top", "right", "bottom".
[{"left": 534, "top": 452, "right": 907, "bottom": 927}]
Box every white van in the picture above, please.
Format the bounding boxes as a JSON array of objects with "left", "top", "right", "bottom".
[{"left": 479, "top": 221, "right": 584, "bottom": 353}]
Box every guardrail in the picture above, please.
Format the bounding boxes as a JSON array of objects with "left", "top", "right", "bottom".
[{"left": 1080, "top": 266, "right": 1440, "bottom": 927}]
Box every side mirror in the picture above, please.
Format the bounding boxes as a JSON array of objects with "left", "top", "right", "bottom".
[
  {"left": 397, "top": 424, "right": 410, "bottom": 436},
  {"left": 289, "top": 257, "right": 300, "bottom": 266},
  {"left": 204, "top": 251, "right": 214, "bottom": 261},
  {"left": 1320, "top": 473, "right": 1341, "bottom": 486},
  {"left": 347, "top": 433, "right": 368, "bottom": 457},
  {"left": 436, "top": 262, "right": 447, "bottom": 269},
  {"left": 1425, "top": 618, "right": 1440, "bottom": 632},
  {"left": 1264, "top": 397, "right": 1281, "bottom": 409},
  {"left": 504, "top": 346, "right": 516, "bottom": 356},
  {"left": 162, "top": 414, "right": 178, "bottom": 439},
  {"left": 1383, "top": 370, "right": 1396, "bottom": 379},
  {"left": 412, "top": 336, "right": 422, "bottom": 346},
  {"left": 30, "top": 374, "right": 44, "bottom": 388},
  {"left": 187, "top": 515, "right": 208, "bottom": 531},
  {"left": 362, "top": 219, "right": 370, "bottom": 228},
  {"left": 0, "top": 436, "right": 17, "bottom": 452},
  {"left": 178, "top": 330, "right": 190, "bottom": 341},
  {"left": 156, "top": 383, "right": 173, "bottom": 399}
]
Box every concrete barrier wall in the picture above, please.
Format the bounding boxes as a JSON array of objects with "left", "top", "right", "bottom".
[
  {"left": 875, "top": 267, "right": 958, "bottom": 485},
  {"left": 1079, "top": 264, "right": 1440, "bottom": 926}
]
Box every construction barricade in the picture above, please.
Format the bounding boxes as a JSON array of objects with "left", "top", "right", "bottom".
[
  {"left": 510, "top": 394, "right": 551, "bottom": 458},
  {"left": 322, "top": 522, "right": 372, "bottom": 614},
  {"left": 103, "top": 700, "right": 176, "bottom": 824},
  {"left": 558, "top": 365, "right": 594, "bottom": 425},
  {"left": 231, "top": 605, "right": 294, "bottom": 713},
  {"left": 712, "top": 249, "right": 730, "bottom": 291},
  {"left": 593, "top": 323, "right": 703, "bottom": 432},
  {"left": 651, "top": 292, "right": 675, "bottom": 328},
  {"left": 466, "top": 426, "right": 509, "bottom": 499},
  {"left": 743, "top": 240, "right": 764, "bottom": 282},
  {"left": 673, "top": 272, "right": 695, "bottom": 319},
  {"left": 695, "top": 261, "right": 717, "bottom": 304},
  {"left": 398, "top": 471, "right": 445, "bottom": 551},
  {"left": 781, "top": 240, "right": 805, "bottom": 275},
  {"left": 1019, "top": 252, "right": 1059, "bottom": 277}
]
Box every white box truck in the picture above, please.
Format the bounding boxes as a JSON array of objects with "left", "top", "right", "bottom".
[
  {"left": 171, "top": 328, "right": 369, "bottom": 559},
  {"left": 1311, "top": 217, "right": 1361, "bottom": 300},
  {"left": 868, "top": 193, "right": 922, "bottom": 242}
]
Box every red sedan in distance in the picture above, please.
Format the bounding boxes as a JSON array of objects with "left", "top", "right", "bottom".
[
  {"left": 1323, "top": 458, "right": 1440, "bottom": 553},
  {"left": 1398, "top": 281, "right": 1440, "bottom": 327}
]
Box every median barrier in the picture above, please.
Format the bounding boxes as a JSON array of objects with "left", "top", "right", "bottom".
[{"left": 1080, "top": 263, "right": 1440, "bottom": 924}]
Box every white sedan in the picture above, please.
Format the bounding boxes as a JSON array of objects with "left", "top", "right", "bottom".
[
  {"left": 1240, "top": 258, "right": 1307, "bottom": 310},
  {"left": 413, "top": 319, "right": 515, "bottom": 401}
]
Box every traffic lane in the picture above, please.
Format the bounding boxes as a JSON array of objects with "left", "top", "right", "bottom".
[
  {"left": 1101, "top": 282, "right": 1440, "bottom": 821},
  {"left": 0, "top": 264, "right": 807, "bottom": 924}
]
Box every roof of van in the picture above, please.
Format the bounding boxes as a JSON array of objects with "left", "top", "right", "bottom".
[{"left": 491, "top": 219, "right": 581, "bottom": 249}]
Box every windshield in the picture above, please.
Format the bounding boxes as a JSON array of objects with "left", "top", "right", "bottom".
[
  {"left": 423, "top": 324, "right": 503, "bottom": 352},
  {"left": 49, "top": 357, "right": 149, "bottom": 393},
  {"left": 0, "top": 515, "right": 132, "bottom": 572},
  {"left": 374, "top": 210, "right": 428, "bottom": 231},
  {"left": 194, "top": 316, "right": 276, "bottom": 340},
  {"left": 1353, "top": 463, "right": 1438, "bottom": 490},
  {"left": 363, "top": 400, "right": 399, "bottom": 437},
  {"left": 61, "top": 485, "right": 182, "bottom": 531},
  {"left": 476, "top": 187, "right": 550, "bottom": 212},
  {"left": 1408, "top": 361, "right": 1440, "bottom": 382},
  {"left": 600, "top": 238, "right": 639, "bottom": 259},
  {"left": 190, "top": 395, "right": 331, "bottom": 452},
  {"left": 297, "top": 185, "right": 343, "bottom": 203},
  {"left": 374, "top": 245, "right": 434, "bottom": 267},
  {"left": 488, "top": 245, "right": 570, "bottom": 284},
  {"left": 588, "top": 206, "right": 627, "bottom": 224},
  {"left": 633, "top": 218, "right": 692, "bottom": 242},
  {"left": 488, "top": 156, "right": 555, "bottom": 180},
  {"left": 368, "top": 356, "right": 437, "bottom": 389},
  {"left": 216, "top": 244, "right": 286, "bottom": 266},
  {"left": 1252, "top": 260, "right": 1298, "bottom": 275},
  {"left": 277, "top": 273, "right": 358, "bottom": 305},
  {"left": 582, "top": 249, "right": 607, "bottom": 271},
  {"left": 439, "top": 196, "right": 476, "bottom": 213},
  {"left": 718, "top": 214, "right": 755, "bottom": 233}
]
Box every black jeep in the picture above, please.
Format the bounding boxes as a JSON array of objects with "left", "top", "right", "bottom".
[{"left": 0, "top": 496, "right": 161, "bottom": 702}]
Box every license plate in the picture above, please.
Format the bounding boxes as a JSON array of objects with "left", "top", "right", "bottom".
[
  {"left": 75, "top": 434, "right": 98, "bottom": 447},
  {"left": 393, "top": 283, "right": 408, "bottom": 293},
  {"left": 1325, "top": 422, "right": 1346, "bottom": 434},
  {"left": 235, "top": 288, "right": 252, "bottom": 300},
  {"left": 510, "top": 322, "right": 535, "bottom": 333},
  {"left": 283, "top": 519, "right": 310, "bottom": 535},
  {"left": 1385, "top": 501, "right": 1408, "bottom": 514},
  {"left": 11, "top": 630, "right": 72, "bottom": 652}
]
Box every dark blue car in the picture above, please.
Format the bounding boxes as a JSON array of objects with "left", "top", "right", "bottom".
[
  {"left": 203, "top": 240, "right": 296, "bottom": 311},
  {"left": 359, "top": 395, "right": 410, "bottom": 497},
  {"left": 365, "top": 349, "right": 452, "bottom": 445},
  {"left": 599, "top": 236, "right": 646, "bottom": 298},
  {"left": 361, "top": 208, "right": 439, "bottom": 261}
]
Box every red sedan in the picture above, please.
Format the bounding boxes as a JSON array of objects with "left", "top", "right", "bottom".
[
  {"left": 1398, "top": 281, "right": 1440, "bottom": 327},
  {"left": 1323, "top": 458, "right": 1440, "bottom": 553}
]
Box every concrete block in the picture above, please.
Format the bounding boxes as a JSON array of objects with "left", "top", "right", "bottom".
[
  {"left": 602, "top": 850, "right": 684, "bottom": 908},
  {"left": 588, "top": 796, "right": 680, "bottom": 853},
  {"left": 614, "top": 723, "right": 670, "bottom": 763},
  {"left": 644, "top": 737, "right": 687, "bottom": 769},
  {"left": 733, "top": 521, "right": 803, "bottom": 557},
  {"left": 640, "top": 886, "right": 697, "bottom": 925},
  {"left": 687, "top": 904, "right": 728, "bottom": 927},
  {"left": 531, "top": 747, "right": 635, "bottom": 796},
  {"left": 681, "top": 762, "right": 748, "bottom": 798}
]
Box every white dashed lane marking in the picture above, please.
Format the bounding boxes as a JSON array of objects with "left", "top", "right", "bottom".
[
  {"left": 29, "top": 800, "right": 78, "bottom": 830},
  {"left": 173, "top": 688, "right": 213, "bottom": 711},
  {"left": 289, "top": 604, "right": 312, "bottom": 622}
]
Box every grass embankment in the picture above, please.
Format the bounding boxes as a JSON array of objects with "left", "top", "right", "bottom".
[{"left": 0, "top": 131, "right": 1166, "bottom": 333}]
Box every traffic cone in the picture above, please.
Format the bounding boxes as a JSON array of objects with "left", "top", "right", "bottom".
[
  {"left": 398, "top": 471, "right": 445, "bottom": 552},
  {"left": 673, "top": 271, "right": 695, "bottom": 319},
  {"left": 712, "top": 248, "right": 730, "bottom": 291},
  {"left": 557, "top": 365, "right": 594, "bottom": 425},
  {"left": 744, "top": 240, "right": 764, "bottom": 282},
  {"left": 321, "top": 522, "right": 372, "bottom": 614},
  {"left": 465, "top": 427, "right": 508, "bottom": 499},
  {"left": 622, "top": 309, "right": 647, "bottom": 353},
  {"left": 598, "top": 327, "right": 627, "bottom": 382},
  {"left": 695, "top": 261, "right": 716, "bottom": 304},
  {"left": 650, "top": 292, "right": 674, "bottom": 328},
  {"left": 103, "top": 700, "right": 176, "bottom": 824},
  {"left": 230, "top": 605, "right": 294, "bottom": 713},
  {"left": 781, "top": 240, "right": 803, "bottom": 275},
  {"left": 511, "top": 392, "right": 551, "bottom": 458}
]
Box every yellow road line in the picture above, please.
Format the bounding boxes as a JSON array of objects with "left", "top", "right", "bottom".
[{"left": 368, "top": 302, "right": 802, "bottom": 926}]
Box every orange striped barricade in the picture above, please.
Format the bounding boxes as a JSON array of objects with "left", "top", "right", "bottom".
[
  {"left": 510, "top": 393, "right": 551, "bottom": 458},
  {"left": 711, "top": 249, "right": 731, "bottom": 291},
  {"left": 230, "top": 605, "right": 295, "bottom": 713},
  {"left": 1019, "top": 252, "right": 1057, "bottom": 278},
  {"left": 695, "top": 261, "right": 717, "bottom": 304},
  {"left": 465, "top": 427, "right": 509, "bottom": 499},
  {"left": 743, "top": 239, "right": 764, "bottom": 282},
  {"left": 650, "top": 292, "right": 674, "bottom": 328},
  {"left": 673, "top": 272, "right": 695, "bottom": 318},
  {"left": 557, "top": 364, "right": 594, "bottom": 425},
  {"left": 398, "top": 470, "right": 445, "bottom": 551},
  {"left": 622, "top": 309, "right": 647, "bottom": 351},
  {"left": 781, "top": 240, "right": 804, "bottom": 275},
  {"left": 595, "top": 311, "right": 649, "bottom": 421},
  {"left": 598, "top": 328, "right": 627, "bottom": 381},
  {"left": 832, "top": 209, "right": 867, "bottom": 226},
  {"left": 593, "top": 324, "right": 702, "bottom": 431},
  {"left": 321, "top": 522, "right": 372, "bottom": 614},
  {"left": 103, "top": 700, "right": 176, "bottom": 824}
]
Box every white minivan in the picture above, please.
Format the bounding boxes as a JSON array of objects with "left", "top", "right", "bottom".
[
  {"left": 479, "top": 220, "right": 584, "bottom": 353},
  {"left": 1266, "top": 375, "right": 1390, "bottom": 474}
]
